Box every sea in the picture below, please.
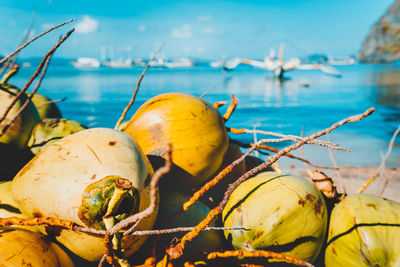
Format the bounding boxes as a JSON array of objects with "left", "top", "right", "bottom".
[{"left": 10, "top": 61, "right": 400, "bottom": 170}]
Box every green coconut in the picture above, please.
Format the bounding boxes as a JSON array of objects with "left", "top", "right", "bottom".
[
  {"left": 325, "top": 193, "right": 400, "bottom": 267},
  {"left": 155, "top": 189, "right": 224, "bottom": 261},
  {"left": 27, "top": 118, "right": 86, "bottom": 154},
  {"left": 27, "top": 92, "right": 62, "bottom": 119},
  {"left": 11, "top": 128, "right": 157, "bottom": 262},
  {"left": 223, "top": 171, "right": 328, "bottom": 264},
  {"left": 0, "top": 84, "right": 40, "bottom": 179}
]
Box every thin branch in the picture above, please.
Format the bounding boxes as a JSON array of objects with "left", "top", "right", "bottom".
[
  {"left": 0, "top": 54, "right": 52, "bottom": 136},
  {"left": 0, "top": 19, "right": 75, "bottom": 66},
  {"left": 228, "top": 127, "right": 351, "bottom": 152},
  {"left": 128, "top": 226, "right": 248, "bottom": 236},
  {"left": 358, "top": 124, "right": 400, "bottom": 194},
  {"left": 166, "top": 108, "right": 375, "bottom": 260},
  {"left": 207, "top": 249, "right": 314, "bottom": 267},
  {"left": 231, "top": 139, "right": 340, "bottom": 170},
  {"left": 0, "top": 29, "right": 74, "bottom": 129},
  {"left": 199, "top": 86, "right": 216, "bottom": 98},
  {"left": 114, "top": 44, "right": 165, "bottom": 130},
  {"left": 327, "top": 134, "right": 346, "bottom": 194}
]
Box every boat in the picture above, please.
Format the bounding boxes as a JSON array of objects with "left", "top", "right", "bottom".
[
  {"left": 102, "top": 58, "right": 133, "bottom": 68},
  {"left": 164, "top": 58, "right": 194, "bottom": 68},
  {"left": 236, "top": 44, "right": 341, "bottom": 79},
  {"left": 71, "top": 57, "right": 100, "bottom": 68}
]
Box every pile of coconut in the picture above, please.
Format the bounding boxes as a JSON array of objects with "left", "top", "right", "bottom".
[{"left": 0, "top": 20, "right": 399, "bottom": 267}]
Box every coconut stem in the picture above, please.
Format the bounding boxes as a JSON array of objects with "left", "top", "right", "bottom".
[{"left": 102, "top": 178, "right": 133, "bottom": 267}]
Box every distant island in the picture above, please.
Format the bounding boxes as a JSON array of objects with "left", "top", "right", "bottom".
[{"left": 359, "top": 0, "right": 400, "bottom": 63}]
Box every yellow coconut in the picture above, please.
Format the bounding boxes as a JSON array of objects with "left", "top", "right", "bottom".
[
  {"left": 124, "top": 93, "right": 228, "bottom": 187},
  {"left": 12, "top": 128, "right": 157, "bottom": 262},
  {"left": 325, "top": 193, "right": 400, "bottom": 267},
  {"left": 0, "top": 228, "right": 75, "bottom": 267},
  {"left": 223, "top": 171, "right": 328, "bottom": 263},
  {"left": 27, "top": 92, "right": 62, "bottom": 119},
  {"left": 27, "top": 118, "right": 86, "bottom": 154}
]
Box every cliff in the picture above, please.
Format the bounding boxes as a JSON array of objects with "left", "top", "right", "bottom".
[{"left": 359, "top": 0, "right": 400, "bottom": 63}]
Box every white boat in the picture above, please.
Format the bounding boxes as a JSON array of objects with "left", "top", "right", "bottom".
[
  {"left": 164, "top": 58, "right": 194, "bottom": 68},
  {"left": 238, "top": 44, "right": 341, "bottom": 78},
  {"left": 102, "top": 58, "right": 133, "bottom": 68},
  {"left": 71, "top": 57, "right": 100, "bottom": 68}
]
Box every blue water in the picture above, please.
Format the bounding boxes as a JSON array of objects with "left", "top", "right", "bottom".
[{"left": 11, "top": 63, "right": 400, "bottom": 169}]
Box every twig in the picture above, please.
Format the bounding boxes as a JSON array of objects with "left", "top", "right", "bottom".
[
  {"left": 0, "top": 19, "right": 75, "bottom": 66},
  {"left": 167, "top": 107, "right": 375, "bottom": 260},
  {"left": 223, "top": 95, "right": 238, "bottom": 122},
  {"left": 35, "top": 97, "right": 67, "bottom": 109},
  {"left": 327, "top": 134, "right": 346, "bottom": 194},
  {"left": 231, "top": 139, "right": 340, "bottom": 170},
  {"left": 128, "top": 226, "right": 248, "bottom": 236},
  {"left": 0, "top": 29, "right": 74, "bottom": 129},
  {"left": 228, "top": 127, "right": 351, "bottom": 152},
  {"left": 207, "top": 249, "right": 314, "bottom": 267},
  {"left": 114, "top": 44, "right": 164, "bottom": 130},
  {"left": 0, "top": 54, "right": 52, "bottom": 136},
  {"left": 358, "top": 124, "right": 400, "bottom": 194},
  {"left": 199, "top": 86, "right": 216, "bottom": 98}
]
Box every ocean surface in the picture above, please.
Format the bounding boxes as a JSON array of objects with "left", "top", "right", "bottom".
[{"left": 11, "top": 62, "right": 400, "bottom": 169}]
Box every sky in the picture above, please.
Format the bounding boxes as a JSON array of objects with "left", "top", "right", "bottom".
[{"left": 0, "top": 0, "right": 395, "bottom": 60}]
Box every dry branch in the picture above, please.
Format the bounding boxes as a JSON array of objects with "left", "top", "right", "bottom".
[
  {"left": 223, "top": 94, "right": 238, "bottom": 121},
  {"left": 207, "top": 249, "right": 314, "bottom": 267},
  {"left": 0, "top": 29, "right": 74, "bottom": 132},
  {"left": 114, "top": 44, "right": 164, "bottom": 130},
  {"left": 167, "top": 107, "right": 375, "bottom": 260},
  {"left": 0, "top": 19, "right": 75, "bottom": 66}
]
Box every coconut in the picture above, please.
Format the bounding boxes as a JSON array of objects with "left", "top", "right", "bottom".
[
  {"left": 0, "top": 84, "right": 40, "bottom": 179},
  {"left": 155, "top": 189, "right": 224, "bottom": 261},
  {"left": 27, "top": 118, "right": 86, "bottom": 154},
  {"left": 0, "top": 84, "right": 40, "bottom": 149},
  {"left": 27, "top": 92, "right": 62, "bottom": 119},
  {"left": 11, "top": 128, "right": 157, "bottom": 262},
  {"left": 123, "top": 93, "right": 229, "bottom": 188},
  {"left": 0, "top": 228, "right": 75, "bottom": 267},
  {"left": 325, "top": 193, "right": 400, "bottom": 267},
  {"left": 222, "top": 171, "right": 328, "bottom": 263}
]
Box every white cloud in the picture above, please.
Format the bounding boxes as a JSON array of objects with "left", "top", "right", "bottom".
[
  {"left": 202, "top": 26, "right": 223, "bottom": 36},
  {"left": 138, "top": 24, "right": 146, "bottom": 33},
  {"left": 198, "top": 15, "right": 212, "bottom": 22},
  {"left": 76, "top": 15, "right": 98, "bottom": 34},
  {"left": 172, "top": 24, "right": 192, "bottom": 39}
]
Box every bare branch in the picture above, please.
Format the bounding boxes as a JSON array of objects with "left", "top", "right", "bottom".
[
  {"left": 0, "top": 29, "right": 74, "bottom": 129},
  {"left": 0, "top": 19, "right": 75, "bottom": 66},
  {"left": 114, "top": 44, "right": 165, "bottom": 130}
]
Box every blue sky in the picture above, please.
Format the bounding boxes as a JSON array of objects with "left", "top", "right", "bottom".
[{"left": 0, "top": 0, "right": 394, "bottom": 60}]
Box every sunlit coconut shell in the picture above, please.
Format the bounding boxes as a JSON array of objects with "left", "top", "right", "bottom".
[
  {"left": 223, "top": 171, "right": 328, "bottom": 263},
  {"left": 0, "top": 228, "right": 75, "bottom": 267},
  {"left": 124, "top": 93, "right": 229, "bottom": 188},
  {"left": 27, "top": 118, "right": 86, "bottom": 154},
  {"left": 11, "top": 128, "right": 156, "bottom": 262},
  {"left": 325, "top": 193, "right": 400, "bottom": 267},
  {"left": 27, "top": 92, "right": 62, "bottom": 119}
]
